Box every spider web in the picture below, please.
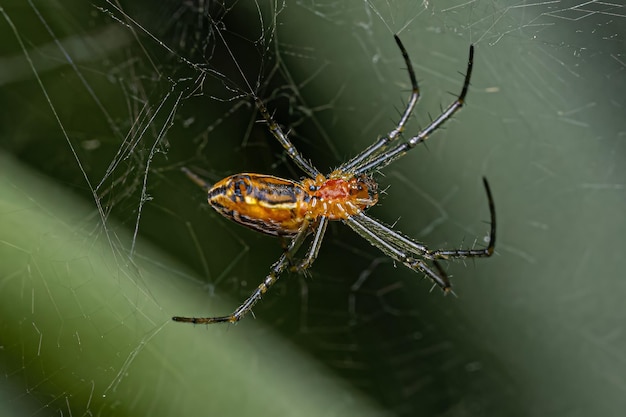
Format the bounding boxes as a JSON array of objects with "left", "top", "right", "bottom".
[{"left": 1, "top": 0, "right": 625, "bottom": 416}]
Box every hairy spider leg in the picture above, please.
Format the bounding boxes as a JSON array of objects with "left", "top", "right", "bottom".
[
  {"left": 289, "top": 216, "right": 329, "bottom": 271},
  {"left": 343, "top": 213, "right": 452, "bottom": 290},
  {"left": 254, "top": 97, "right": 321, "bottom": 178},
  {"left": 341, "top": 35, "right": 420, "bottom": 172},
  {"left": 172, "top": 217, "right": 316, "bottom": 324},
  {"left": 427, "top": 177, "right": 496, "bottom": 259},
  {"left": 181, "top": 166, "right": 213, "bottom": 191},
  {"left": 342, "top": 178, "right": 495, "bottom": 291},
  {"left": 173, "top": 216, "right": 330, "bottom": 323},
  {"left": 353, "top": 44, "right": 475, "bottom": 176}
]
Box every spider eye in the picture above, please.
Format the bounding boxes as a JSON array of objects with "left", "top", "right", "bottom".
[{"left": 309, "top": 185, "right": 318, "bottom": 191}]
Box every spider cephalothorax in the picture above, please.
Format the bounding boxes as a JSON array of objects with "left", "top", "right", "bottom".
[{"left": 305, "top": 172, "right": 379, "bottom": 220}]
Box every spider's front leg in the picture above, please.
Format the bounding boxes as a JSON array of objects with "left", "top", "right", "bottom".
[
  {"left": 253, "top": 97, "right": 320, "bottom": 178},
  {"left": 340, "top": 35, "right": 420, "bottom": 172}
]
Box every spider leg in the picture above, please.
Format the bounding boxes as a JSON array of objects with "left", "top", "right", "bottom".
[
  {"left": 340, "top": 35, "right": 420, "bottom": 172},
  {"left": 254, "top": 97, "right": 321, "bottom": 178},
  {"left": 181, "top": 167, "right": 212, "bottom": 191},
  {"left": 342, "top": 177, "right": 495, "bottom": 291},
  {"left": 172, "top": 219, "right": 314, "bottom": 324},
  {"left": 343, "top": 212, "right": 451, "bottom": 290},
  {"left": 345, "top": 210, "right": 429, "bottom": 256},
  {"left": 428, "top": 177, "right": 496, "bottom": 259},
  {"left": 353, "top": 44, "right": 475, "bottom": 176},
  {"left": 290, "top": 216, "right": 328, "bottom": 271}
]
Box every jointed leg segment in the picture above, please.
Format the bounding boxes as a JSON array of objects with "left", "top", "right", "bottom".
[
  {"left": 254, "top": 97, "right": 321, "bottom": 178},
  {"left": 172, "top": 216, "right": 330, "bottom": 324},
  {"left": 353, "top": 44, "right": 475, "bottom": 176},
  {"left": 341, "top": 35, "right": 420, "bottom": 172}
]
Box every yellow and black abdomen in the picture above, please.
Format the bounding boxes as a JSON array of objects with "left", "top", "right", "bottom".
[{"left": 207, "top": 174, "right": 310, "bottom": 236}]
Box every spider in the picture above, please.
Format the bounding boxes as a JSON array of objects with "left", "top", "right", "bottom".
[{"left": 173, "top": 35, "right": 495, "bottom": 324}]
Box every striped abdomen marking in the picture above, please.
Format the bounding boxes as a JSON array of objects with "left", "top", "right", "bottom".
[{"left": 208, "top": 174, "right": 309, "bottom": 236}]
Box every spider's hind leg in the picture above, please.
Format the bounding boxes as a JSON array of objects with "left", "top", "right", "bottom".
[{"left": 172, "top": 217, "right": 314, "bottom": 324}]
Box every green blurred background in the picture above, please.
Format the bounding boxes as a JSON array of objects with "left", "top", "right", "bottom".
[{"left": 1, "top": 1, "right": 625, "bottom": 416}]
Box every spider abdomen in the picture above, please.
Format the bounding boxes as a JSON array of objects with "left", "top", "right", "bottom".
[{"left": 208, "top": 173, "right": 309, "bottom": 236}]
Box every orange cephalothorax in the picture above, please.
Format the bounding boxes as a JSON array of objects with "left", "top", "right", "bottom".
[{"left": 303, "top": 172, "right": 378, "bottom": 220}]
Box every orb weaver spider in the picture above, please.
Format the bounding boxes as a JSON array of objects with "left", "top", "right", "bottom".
[{"left": 173, "top": 35, "right": 496, "bottom": 324}]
